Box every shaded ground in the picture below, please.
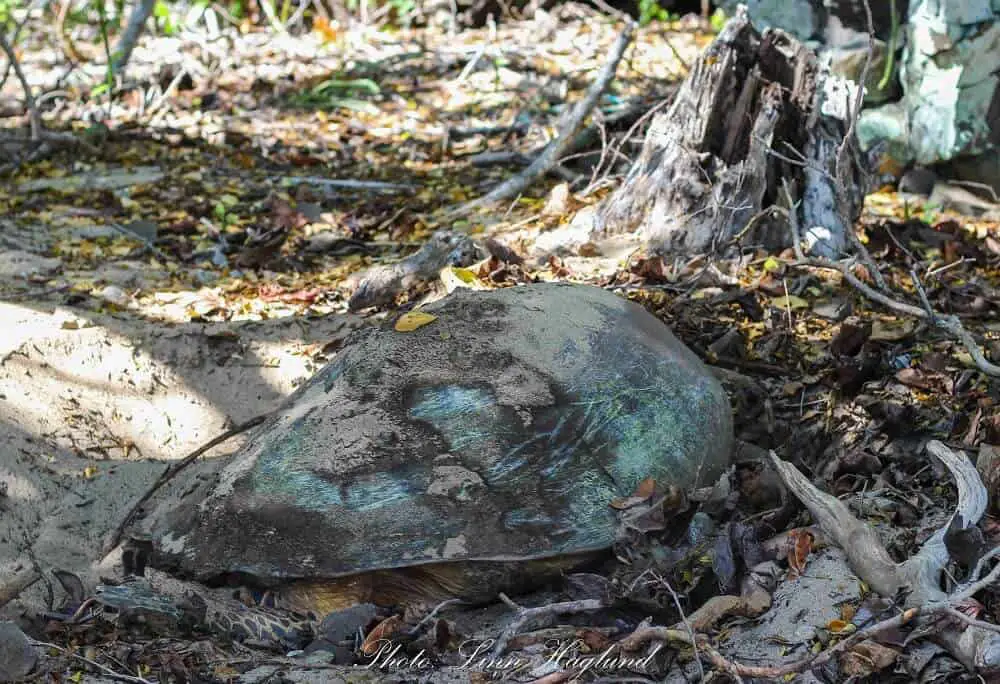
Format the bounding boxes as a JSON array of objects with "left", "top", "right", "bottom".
[{"left": 3, "top": 5, "right": 1000, "bottom": 682}]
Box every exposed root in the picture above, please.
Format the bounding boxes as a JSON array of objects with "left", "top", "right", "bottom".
[
  {"left": 770, "top": 441, "right": 1000, "bottom": 670},
  {"left": 491, "top": 595, "right": 605, "bottom": 657}
]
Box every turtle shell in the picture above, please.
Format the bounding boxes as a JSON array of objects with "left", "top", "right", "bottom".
[{"left": 142, "top": 283, "right": 732, "bottom": 584}]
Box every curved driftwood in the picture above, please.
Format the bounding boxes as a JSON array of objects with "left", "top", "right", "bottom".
[{"left": 771, "top": 441, "right": 1000, "bottom": 670}]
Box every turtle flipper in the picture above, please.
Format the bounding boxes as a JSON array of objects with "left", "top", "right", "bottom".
[{"left": 95, "top": 579, "right": 315, "bottom": 649}]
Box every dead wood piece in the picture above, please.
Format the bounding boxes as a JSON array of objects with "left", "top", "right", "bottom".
[
  {"left": 801, "top": 258, "right": 1000, "bottom": 377},
  {"left": 0, "top": 31, "right": 97, "bottom": 160},
  {"left": 346, "top": 231, "right": 481, "bottom": 311},
  {"left": 769, "top": 441, "right": 1000, "bottom": 671},
  {"left": 112, "top": 0, "right": 156, "bottom": 75},
  {"left": 0, "top": 567, "right": 41, "bottom": 610},
  {"left": 448, "top": 21, "right": 636, "bottom": 218},
  {"left": 594, "top": 7, "right": 867, "bottom": 258},
  {"left": 491, "top": 595, "right": 605, "bottom": 657},
  {"left": 0, "top": 30, "right": 40, "bottom": 142},
  {"left": 29, "top": 638, "right": 152, "bottom": 684}
]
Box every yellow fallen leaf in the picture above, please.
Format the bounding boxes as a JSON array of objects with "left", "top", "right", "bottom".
[
  {"left": 440, "top": 266, "right": 488, "bottom": 294},
  {"left": 395, "top": 311, "right": 437, "bottom": 332},
  {"left": 763, "top": 256, "right": 781, "bottom": 272},
  {"left": 770, "top": 295, "right": 809, "bottom": 310}
]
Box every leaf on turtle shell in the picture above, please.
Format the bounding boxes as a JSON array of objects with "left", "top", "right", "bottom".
[
  {"left": 361, "top": 614, "right": 404, "bottom": 655},
  {"left": 394, "top": 311, "right": 438, "bottom": 332},
  {"left": 634, "top": 476, "right": 656, "bottom": 499},
  {"left": 610, "top": 476, "right": 657, "bottom": 509}
]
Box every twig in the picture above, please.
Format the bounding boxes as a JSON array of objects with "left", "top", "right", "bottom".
[
  {"left": 800, "top": 258, "right": 1000, "bottom": 377},
  {"left": 0, "top": 29, "right": 95, "bottom": 158},
  {"left": 653, "top": 573, "right": 705, "bottom": 682},
  {"left": 0, "top": 28, "right": 41, "bottom": 141},
  {"left": 447, "top": 21, "right": 636, "bottom": 218},
  {"left": 830, "top": 0, "right": 886, "bottom": 289},
  {"left": 781, "top": 179, "right": 805, "bottom": 261},
  {"left": 582, "top": 96, "right": 672, "bottom": 198},
  {"left": 942, "top": 607, "right": 1000, "bottom": 636},
  {"left": 491, "top": 595, "right": 605, "bottom": 657},
  {"left": 109, "top": 222, "right": 170, "bottom": 261},
  {"left": 29, "top": 639, "right": 153, "bottom": 684},
  {"left": 908, "top": 266, "right": 935, "bottom": 321},
  {"left": 101, "top": 413, "right": 270, "bottom": 555},
  {"left": 0, "top": 12, "right": 30, "bottom": 92},
  {"left": 406, "top": 598, "right": 463, "bottom": 637}
]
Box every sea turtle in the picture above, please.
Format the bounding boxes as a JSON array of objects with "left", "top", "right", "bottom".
[{"left": 103, "top": 282, "right": 733, "bottom": 647}]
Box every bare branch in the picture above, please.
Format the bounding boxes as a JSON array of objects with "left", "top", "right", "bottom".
[
  {"left": 0, "top": 28, "right": 41, "bottom": 140},
  {"left": 447, "top": 21, "right": 636, "bottom": 218},
  {"left": 800, "top": 258, "right": 1000, "bottom": 377}
]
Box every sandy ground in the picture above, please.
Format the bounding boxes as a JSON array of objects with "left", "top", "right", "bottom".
[{"left": 0, "top": 297, "right": 363, "bottom": 629}]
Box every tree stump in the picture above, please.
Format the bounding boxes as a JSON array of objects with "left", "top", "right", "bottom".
[{"left": 590, "top": 6, "right": 869, "bottom": 258}]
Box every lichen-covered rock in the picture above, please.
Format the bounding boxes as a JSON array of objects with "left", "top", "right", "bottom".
[
  {"left": 142, "top": 283, "right": 732, "bottom": 585},
  {"left": 859, "top": 0, "right": 1000, "bottom": 189}
]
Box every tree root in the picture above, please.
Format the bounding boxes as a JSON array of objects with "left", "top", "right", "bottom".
[{"left": 770, "top": 441, "right": 1000, "bottom": 671}]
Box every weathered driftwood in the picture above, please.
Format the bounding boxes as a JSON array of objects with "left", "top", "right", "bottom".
[
  {"left": 590, "top": 6, "right": 867, "bottom": 258},
  {"left": 771, "top": 442, "right": 1000, "bottom": 671}
]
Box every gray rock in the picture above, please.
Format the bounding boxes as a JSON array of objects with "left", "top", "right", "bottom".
[
  {"left": 718, "top": 0, "right": 821, "bottom": 41},
  {"left": 860, "top": 0, "right": 1000, "bottom": 189},
  {"left": 0, "top": 622, "right": 36, "bottom": 682}
]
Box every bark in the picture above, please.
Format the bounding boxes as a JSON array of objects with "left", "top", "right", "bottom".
[{"left": 591, "top": 6, "right": 868, "bottom": 258}]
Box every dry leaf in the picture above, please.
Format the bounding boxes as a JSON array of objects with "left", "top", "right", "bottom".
[
  {"left": 440, "top": 266, "right": 488, "bottom": 294},
  {"left": 840, "top": 640, "right": 899, "bottom": 677},
  {"left": 786, "top": 529, "right": 813, "bottom": 579},
  {"left": 770, "top": 294, "right": 809, "bottom": 310},
  {"left": 634, "top": 477, "right": 656, "bottom": 499},
  {"left": 361, "top": 615, "right": 403, "bottom": 655}
]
